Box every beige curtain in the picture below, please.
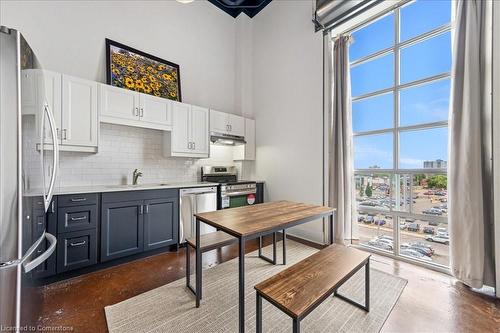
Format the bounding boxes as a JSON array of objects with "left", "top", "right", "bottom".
[
  {"left": 449, "top": 0, "right": 495, "bottom": 289},
  {"left": 327, "top": 33, "right": 354, "bottom": 244}
]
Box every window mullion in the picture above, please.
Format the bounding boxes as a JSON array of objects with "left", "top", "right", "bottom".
[{"left": 393, "top": 6, "right": 401, "bottom": 257}]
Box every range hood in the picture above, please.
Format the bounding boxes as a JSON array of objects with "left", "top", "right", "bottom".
[{"left": 210, "top": 132, "right": 246, "bottom": 146}]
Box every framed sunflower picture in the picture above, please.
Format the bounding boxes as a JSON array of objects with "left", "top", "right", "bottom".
[{"left": 105, "top": 38, "right": 181, "bottom": 101}]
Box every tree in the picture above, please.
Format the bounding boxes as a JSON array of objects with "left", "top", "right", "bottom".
[
  {"left": 365, "top": 184, "right": 373, "bottom": 197},
  {"left": 427, "top": 175, "right": 447, "bottom": 189},
  {"left": 359, "top": 185, "right": 364, "bottom": 197}
]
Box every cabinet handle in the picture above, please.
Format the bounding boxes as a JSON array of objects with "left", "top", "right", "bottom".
[
  {"left": 63, "top": 129, "right": 67, "bottom": 140},
  {"left": 140, "top": 108, "right": 144, "bottom": 117},
  {"left": 134, "top": 107, "right": 138, "bottom": 116},
  {"left": 70, "top": 198, "right": 87, "bottom": 202},
  {"left": 70, "top": 216, "right": 87, "bottom": 221},
  {"left": 188, "top": 142, "right": 192, "bottom": 149},
  {"left": 229, "top": 125, "right": 232, "bottom": 132},
  {"left": 192, "top": 142, "right": 196, "bottom": 150},
  {"left": 145, "top": 204, "right": 149, "bottom": 214},
  {"left": 139, "top": 205, "right": 143, "bottom": 215},
  {"left": 69, "top": 240, "right": 86, "bottom": 247},
  {"left": 51, "top": 201, "right": 55, "bottom": 213},
  {"left": 56, "top": 128, "right": 60, "bottom": 140}
]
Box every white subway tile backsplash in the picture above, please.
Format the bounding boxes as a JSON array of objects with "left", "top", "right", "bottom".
[{"left": 55, "top": 123, "right": 236, "bottom": 187}]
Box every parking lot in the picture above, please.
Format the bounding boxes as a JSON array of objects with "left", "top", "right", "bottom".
[{"left": 355, "top": 175, "right": 449, "bottom": 266}]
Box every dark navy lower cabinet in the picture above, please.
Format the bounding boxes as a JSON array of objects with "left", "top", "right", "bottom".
[
  {"left": 101, "top": 200, "right": 144, "bottom": 262},
  {"left": 144, "top": 197, "right": 178, "bottom": 251},
  {"left": 57, "top": 229, "right": 97, "bottom": 273},
  {"left": 32, "top": 197, "right": 57, "bottom": 279}
]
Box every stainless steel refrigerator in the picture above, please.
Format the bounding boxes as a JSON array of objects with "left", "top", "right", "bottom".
[{"left": 0, "top": 26, "right": 59, "bottom": 330}]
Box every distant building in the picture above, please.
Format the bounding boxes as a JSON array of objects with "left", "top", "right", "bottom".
[{"left": 423, "top": 159, "right": 447, "bottom": 169}]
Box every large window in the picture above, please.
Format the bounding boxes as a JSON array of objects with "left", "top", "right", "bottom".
[{"left": 349, "top": 0, "right": 452, "bottom": 268}]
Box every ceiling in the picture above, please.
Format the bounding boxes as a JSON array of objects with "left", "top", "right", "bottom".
[{"left": 207, "top": 0, "right": 272, "bottom": 18}]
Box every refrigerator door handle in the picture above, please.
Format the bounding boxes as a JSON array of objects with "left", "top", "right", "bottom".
[
  {"left": 42, "top": 103, "right": 59, "bottom": 212},
  {"left": 0, "top": 231, "right": 56, "bottom": 271},
  {"left": 22, "top": 231, "right": 57, "bottom": 273}
]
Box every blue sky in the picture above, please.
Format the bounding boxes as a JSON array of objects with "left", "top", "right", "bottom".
[{"left": 350, "top": 0, "right": 451, "bottom": 170}]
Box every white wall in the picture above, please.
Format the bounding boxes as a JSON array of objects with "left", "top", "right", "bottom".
[
  {"left": 252, "top": 1, "right": 325, "bottom": 243},
  {"left": 0, "top": 0, "right": 237, "bottom": 114}
]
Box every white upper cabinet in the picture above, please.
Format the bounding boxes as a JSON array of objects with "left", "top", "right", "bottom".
[
  {"left": 210, "top": 109, "right": 229, "bottom": 133},
  {"left": 190, "top": 105, "right": 209, "bottom": 155},
  {"left": 170, "top": 102, "right": 191, "bottom": 154},
  {"left": 233, "top": 118, "right": 256, "bottom": 161},
  {"left": 164, "top": 102, "right": 209, "bottom": 158},
  {"left": 22, "top": 69, "right": 97, "bottom": 152},
  {"left": 99, "top": 84, "right": 172, "bottom": 131},
  {"left": 228, "top": 113, "right": 245, "bottom": 137},
  {"left": 99, "top": 84, "right": 138, "bottom": 123},
  {"left": 209, "top": 109, "right": 244, "bottom": 137},
  {"left": 61, "top": 75, "right": 98, "bottom": 147},
  {"left": 138, "top": 93, "right": 173, "bottom": 130}
]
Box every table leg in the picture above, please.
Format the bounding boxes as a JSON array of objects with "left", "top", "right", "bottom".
[
  {"left": 238, "top": 237, "right": 245, "bottom": 333},
  {"left": 256, "top": 292, "right": 262, "bottom": 333},
  {"left": 282, "top": 229, "right": 287, "bottom": 265},
  {"left": 329, "top": 213, "right": 334, "bottom": 245},
  {"left": 272, "top": 232, "right": 277, "bottom": 265},
  {"left": 195, "top": 218, "right": 201, "bottom": 308},
  {"left": 365, "top": 259, "right": 370, "bottom": 312},
  {"left": 293, "top": 318, "right": 300, "bottom": 333}
]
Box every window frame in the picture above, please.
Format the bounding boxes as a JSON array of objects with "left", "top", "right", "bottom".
[{"left": 346, "top": 0, "right": 454, "bottom": 270}]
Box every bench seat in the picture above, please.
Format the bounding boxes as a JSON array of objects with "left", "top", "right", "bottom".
[
  {"left": 186, "top": 231, "right": 237, "bottom": 252},
  {"left": 254, "top": 244, "right": 371, "bottom": 333}
]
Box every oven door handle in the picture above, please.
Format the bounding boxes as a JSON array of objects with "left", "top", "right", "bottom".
[{"left": 221, "top": 191, "right": 256, "bottom": 197}]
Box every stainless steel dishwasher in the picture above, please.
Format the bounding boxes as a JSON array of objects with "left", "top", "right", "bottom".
[{"left": 179, "top": 186, "right": 218, "bottom": 243}]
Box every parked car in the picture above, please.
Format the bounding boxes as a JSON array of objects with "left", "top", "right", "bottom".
[
  {"left": 423, "top": 226, "right": 435, "bottom": 234},
  {"left": 406, "top": 223, "right": 420, "bottom": 232},
  {"left": 409, "top": 242, "right": 435, "bottom": 255},
  {"left": 401, "top": 249, "right": 432, "bottom": 262},
  {"left": 423, "top": 208, "right": 443, "bottom": 216},
  {"left": 437, "top": 227, "right": 448, "bottom": 234},
  {"left": 428, "top": 220, "right": 439, "bottom": 226},
  {"left": 425, "top": 235, "right": 450, "bottom": 245},
  {"left": 365, "top": 215, "right": 374, "bottom": 223},
  {"left": 367, "top": 239, "right": 393, "bottom": 251},
  {"left": 378, "top": 235, "right": 393, "bottom": 241},
  {"left": 358, "top": 216, "right": 365, "bottom": 222},
  {"left": 374, "top": 219, "right": 386, "bottom": 226}
]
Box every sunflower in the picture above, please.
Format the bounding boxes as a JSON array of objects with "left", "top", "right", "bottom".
[
  {"left": 141, "top": 77, "right": 148, "bottom": 83},
  {"left": 158, "top": 65, "right": 165, "bottom": 70},
  {"left": 112, "top": 68, "right": 120, "bottom": 75},
  {"left": 169, "top": 91, "right": 177, "bottom": 98},
  {"left": 135, "top": 80, "right": 144, "bottom": 89},
  {"left": 154, "top": 91, "right": 161, "bottom": 97},
  {"left": 124, "top": 77, "right": 134, "bottom": 89},
  {"left": 143, "top": 85, "right": 152, "bottom": 93},
  {"left": 162, "top": 73, "right": 172, "bottom": 81},
  {"left": 127, "top": 65, "right": 135, "bottom": 72}
]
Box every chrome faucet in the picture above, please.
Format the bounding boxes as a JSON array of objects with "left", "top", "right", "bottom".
[{"left": 132, "top": 169, "right": 143, "bottom": 185}]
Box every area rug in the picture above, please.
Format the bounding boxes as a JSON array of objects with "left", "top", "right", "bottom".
[{"left": 105, "top": 241, "right": 407, "bottom": 333}]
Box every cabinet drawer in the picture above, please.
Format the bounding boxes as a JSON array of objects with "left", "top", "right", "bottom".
[
  {"left": 58, "top": 193, "right": 98, "bottom": 207},
  {"left": 57, "top": 229, "right": 97, "bottom": 273},
  {"left": 58, "top": 205, "right": 97, "bottom": 233}
]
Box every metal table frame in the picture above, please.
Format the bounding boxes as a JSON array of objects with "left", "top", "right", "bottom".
[{"left": 195, "top": 211, "right": 335, "bottom": 333}]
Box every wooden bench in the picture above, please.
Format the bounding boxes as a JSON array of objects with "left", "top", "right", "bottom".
[
  {"left": 254, "top": 245, "right": 371, "bottom": 333},
  {"left": 185, "top": 231, "right": 237, "bottom": 297}
]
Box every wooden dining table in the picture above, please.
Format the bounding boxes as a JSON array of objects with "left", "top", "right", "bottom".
[{"left": 194, "top": 200, "right": 335, "bottom": 333}]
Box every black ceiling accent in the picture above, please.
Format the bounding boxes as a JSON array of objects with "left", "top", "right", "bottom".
[{"left": 208, "top": 0, "right": 272, "bottom": 18}]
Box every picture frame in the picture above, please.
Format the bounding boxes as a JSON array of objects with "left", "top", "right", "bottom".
[{"left": 105, "top": 38, "right": 182, "bottom": 102}]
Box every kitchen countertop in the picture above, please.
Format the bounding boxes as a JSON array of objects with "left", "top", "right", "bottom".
[{"left": 25, "top": 181, "right": 219, "bottom": 196}]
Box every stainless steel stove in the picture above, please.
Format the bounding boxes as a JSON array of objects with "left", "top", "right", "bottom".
[{"left": 201, "top": 166, "right": 257, "bottom": 209}]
